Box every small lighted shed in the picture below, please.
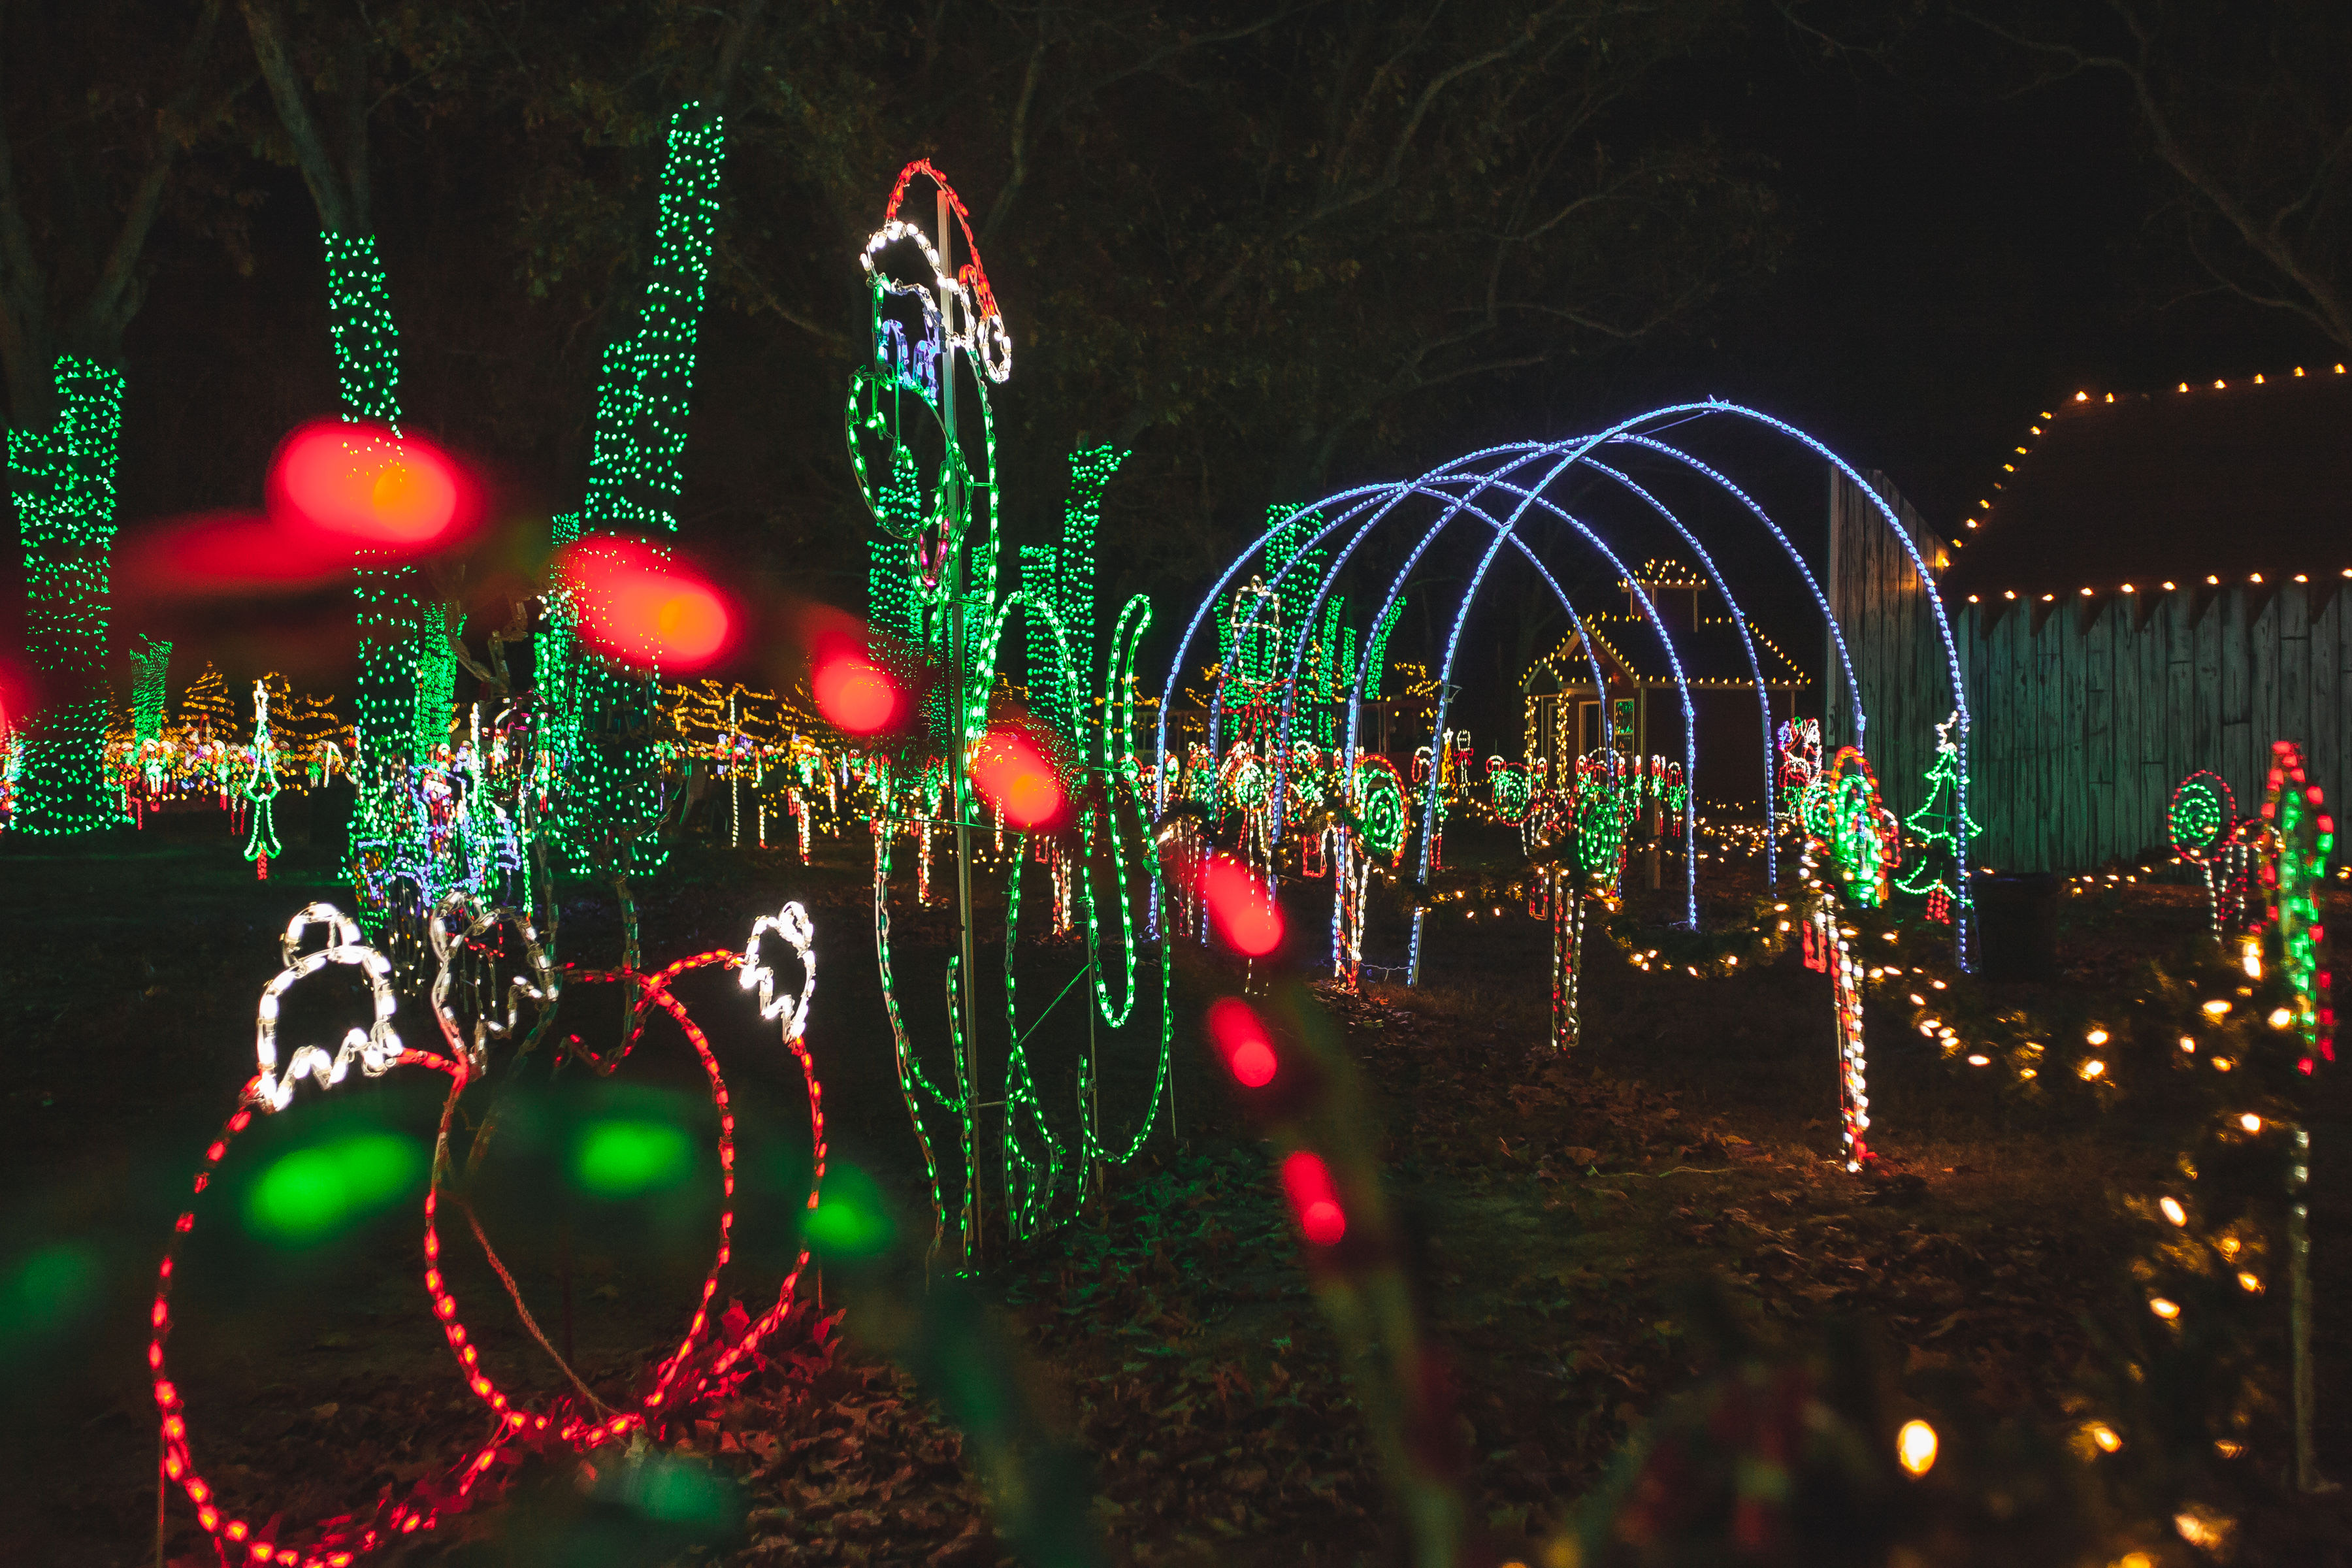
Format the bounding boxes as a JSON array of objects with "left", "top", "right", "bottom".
[{"left": 1524, "top": 560, "right": 1809, "bottom": 805}]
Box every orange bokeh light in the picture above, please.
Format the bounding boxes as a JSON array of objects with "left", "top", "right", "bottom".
[
  {"left": 968, "top": 729, "right": 1063, "bottom": 828},
  {"left": 1205, "top": 996, "right": 1279, "bottom": 1088},
  {"left": 269, "top": 421, "right": 464, "bottom": 551},
  {"left": 1201, "top": 853, "right": 1283, "bottom": 956},
  {"left": 813, "top": 653, "right": 902, "bottom": 734},
  {"left": 559, "top": 536, "right": 736, "bottom": 672}
]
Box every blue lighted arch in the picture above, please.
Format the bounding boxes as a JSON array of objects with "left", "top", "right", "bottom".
[{"left": 1153, "top": 400, "right": 1974, "bottom": 973}]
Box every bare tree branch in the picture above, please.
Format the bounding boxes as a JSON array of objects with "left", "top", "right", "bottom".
[
  {"left": 1959, "top": 2, "right": 2352, "bottom": 350},
  {"left": 708, "top": 0, "right": 770, "bottom": 114},
  {"left": 717, "top": 233, "right": 851, "bottom": 350},
  {"left": 0, "top": 0, "right": 54, "bottom": 421},
  {"left": 240, "top": 0, "right": 356, "bottom": 232},
  {"left": 979, "top": 25, "right": 1048, "bottom": 245},
  {"left": 70, "top": 1, "right": 229, "bottom": 356}
]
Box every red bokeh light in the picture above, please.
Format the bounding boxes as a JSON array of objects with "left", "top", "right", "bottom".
[
  {"left": 968, "top": 729, "right": 1064, "bottom": 828},
  {"left": 1205, "top": 997, "right": 1279, "bottom": 1088},
  {"left": 1279, "top": 1151, "right": 1346, "bottom": 1247},
  {"left": 0, "top": 655, "right": 26, "bottom": 733},
  {"left": 559, "top": 536, "right": 736, "bottom": 673},
  {"left": 1201, "top": 853, "right": 1284, "bottom": 956},
  {"left": 268, "top": 421, "right": 466, "bottom": 552},
  {"left": 813, "top": 653, "right": 902, "bottom": 734}
]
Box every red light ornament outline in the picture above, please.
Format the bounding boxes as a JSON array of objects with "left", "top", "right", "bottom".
[{"left": 151, "top": 902, "right": 826, "bottom": 1563}]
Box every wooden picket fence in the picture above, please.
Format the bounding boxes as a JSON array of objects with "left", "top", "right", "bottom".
[{"left": 1825, "top": 470, "right": 2351, "bottom": 873}]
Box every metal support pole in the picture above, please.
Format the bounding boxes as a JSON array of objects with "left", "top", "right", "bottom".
[{"left": 939, "top": 186, "right": 984, "bottom": 1268}]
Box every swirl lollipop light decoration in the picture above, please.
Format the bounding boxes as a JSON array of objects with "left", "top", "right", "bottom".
[
  {"left": 2170, "top": 769, "right": 2251, "bottom": 940},
  {"left": 1799, "top": 749, "right": 1898, "bottom": 1171},
  {"left": 1333, "top": 754, "right": 1410, "bottom": 990}
]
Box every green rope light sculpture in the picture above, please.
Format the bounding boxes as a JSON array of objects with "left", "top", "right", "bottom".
[
  {"left": 131, "top": 638, "right": 172, "bottom": 751},
  {"left": 242, "top": 679, "right": 284, "bottom": 877},
  {"left": 847, "top": 163, "right": 1171, "bottom": 1261}
]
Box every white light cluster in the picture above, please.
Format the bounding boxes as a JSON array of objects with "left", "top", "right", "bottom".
[
  {"left": 860, "top": 198, "right": 1013, "bottom": 383},
  {"left": 427, "top": 891, "right": 557, "bottom": 1071},
  {"left": 740, "top": 901, "right": 818, "bottom": 1043},
  {"left": 249, "top": 902, "right": 402, "bottom": 1112}
]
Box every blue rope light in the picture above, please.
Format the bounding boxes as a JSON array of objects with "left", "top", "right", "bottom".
[{"left": 1151, "top": 402, "right": 1976, "bottom": 974}]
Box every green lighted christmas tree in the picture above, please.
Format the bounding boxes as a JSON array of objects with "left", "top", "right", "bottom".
[
  {"left": 1894, "top": 711, "right": 1980, "bottom": 921},
  {"left": 242, "top": 679, "right": 283, "bottom": 879}
]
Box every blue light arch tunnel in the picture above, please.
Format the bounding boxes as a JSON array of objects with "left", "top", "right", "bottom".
[{"left": 1152, "top": 400, "right": 1974, "bottom": 978}]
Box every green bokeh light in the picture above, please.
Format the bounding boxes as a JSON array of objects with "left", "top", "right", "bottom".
[
  {"left": 630, "top": 1456, "right": 736, "bottom": 1527},
  {"left": 0, "top": 1243, "right": 102, "bottom": 1356},
  {"left": 576, "top": 1120, "right": 694, "bottom": 1198},
  {"left": 246, "top": 1132, "right": 425, "bottom": 1243},
  {"left": 802, "top": 1163, "right": 895, "bottom": 1259}
]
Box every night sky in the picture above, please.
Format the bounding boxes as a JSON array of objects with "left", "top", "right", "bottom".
[{"left": 4, "top": 14, "right": 2340, "bottom": 723}]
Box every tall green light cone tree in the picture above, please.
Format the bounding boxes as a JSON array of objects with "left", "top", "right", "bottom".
[
  {"left": 1019, "top": 444, "right": 1126, "bottom": 748},
  {"left": 238, "top": 0, "right": 425, "bottom": 900},
  {"left": 545, "top": 104, "right": 728, "bottom": 932},
  {"left": 0, "top": 1, "right": 229, "bottom": 835}
]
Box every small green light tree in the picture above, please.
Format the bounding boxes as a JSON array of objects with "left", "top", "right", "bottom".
[
  {"left": 1894, "top": 712, "right": 1980, "bottom": 922},
  {"left": 242, "top": 679, "right": 282, "bottom": 878}
]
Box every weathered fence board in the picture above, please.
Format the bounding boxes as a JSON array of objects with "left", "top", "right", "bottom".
[{"left": 1829, "top": 470, "right": 2351, "bottom": 870}]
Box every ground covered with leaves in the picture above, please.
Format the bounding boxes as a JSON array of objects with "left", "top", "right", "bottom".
[{"left": 4, "top": 817, "right": 2347, "bottom": 1565}]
